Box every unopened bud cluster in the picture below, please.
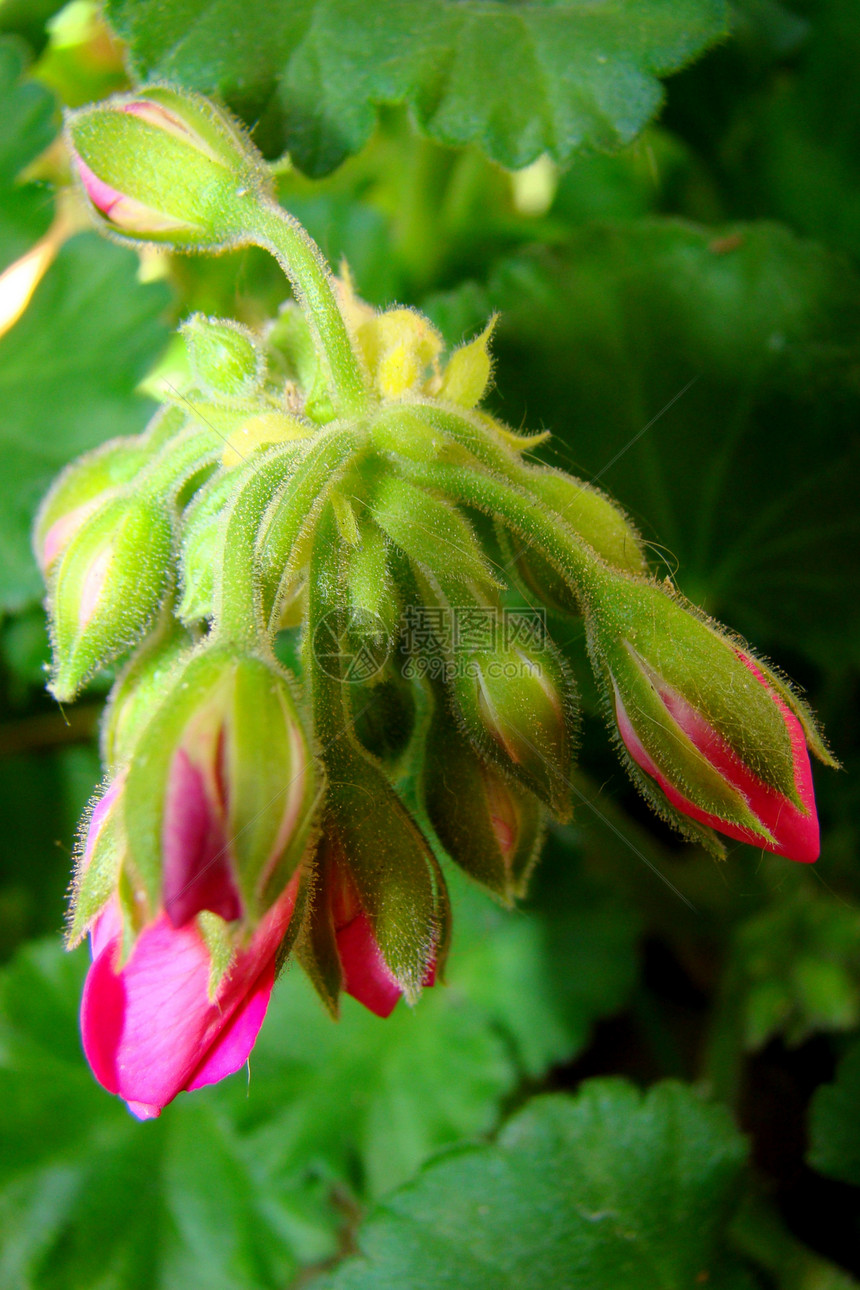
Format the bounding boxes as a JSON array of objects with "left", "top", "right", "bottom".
[{"left": 39, "top": 87, "right": 836, "bottom": 1119}]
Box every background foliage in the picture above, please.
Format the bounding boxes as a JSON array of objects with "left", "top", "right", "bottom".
[{"left": 0, "top": 0, "right": 858, "bottom": 1285}]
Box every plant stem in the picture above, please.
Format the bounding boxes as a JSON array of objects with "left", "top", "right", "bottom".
[{"left": 235, "top": 198, "right": 369, "bottom": 418}]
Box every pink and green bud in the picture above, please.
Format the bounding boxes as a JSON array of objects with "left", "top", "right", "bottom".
[
  {"left": 612, "top": 646, "right": 820, "bottom": 862},
  {"left": 66, "top": 87, "right": 272, "bottom": 248},
  {"left": 124, "top": 646, "right": 317, "bottom": 929},
  {"left": 81, "top": 873, "right": 301, "bottom": 1119},
  {"left": 300, "top": 837, "right": 436, "bottom": 1018},
  {"left": 182, "top": 314, "right": 264, "bottom": 401},
  {"left": 588, "top": 574, "right": 829, "bottom": 862},
  {"left": 424, "top": 712, "right": 544, "bottom": 904},
  {"left": 47, "top": 493, "right": 173, "bottom": 702},
  {"left": 33, "top": 435, "right": 156, "bottom": 574},
  {"left": 450, "top": 641, "right": 577, "bottom": 818}
]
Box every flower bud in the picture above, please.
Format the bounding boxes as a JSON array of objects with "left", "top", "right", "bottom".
[
  {"left": 424, "top": 711, "right": 545, "bottom": 904},
  {"left": 588, "top": 574, "right": 830, "bottom": 862},
  {"left": 81, "top": 872, "right": 302, "bottom": 1119},
  {"left": 450, "top": 640, "right": 577, "bottom": 818},
  {"left": 177, "top": 468, "right": 243, "bottom": 625},
  {"left": 123, "top": 646, "right": 317, "bottom": 928},
  {"left": 48, "top": 493, "right": 173, "bottom": 701},
  {"left": 182, "top": 314, "right": 264, "bottom": 401},
  {"left": 66, "top": 87, "right": 272, "bottom": 248},
  {"left": 300, "top": 835, "right": 437, "bottom": 1018},
  {"left": 34, "top": 437, "right": 150, "bottom": 574}
]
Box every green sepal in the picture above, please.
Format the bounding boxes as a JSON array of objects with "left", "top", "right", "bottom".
[
  {"left": 66, "top": 780, "right": 124, "bottom": 948},
  {"left": 48, "top": 493, "right": 174, "bottom": 702},
  {"left": 260, "top": 427, "right": 360, "bottom": 629},
  {"left": 177, "top": 466, "right": 246, "bottom": 624},
  {"left": 101, "top": 617, "right": 194, "bottom": 772},
  {"left": 423, "top": 703, "right": 546, "bottom": 905},
  {"left": 369, "top": 472, "right": 500, "bottom": 589},
  {"left": 226, "top": 652, "right": 318, "bottom": 916},
  {"left": 350, "top": 674, "right": 417, "bottom": 765},
  {"left": 295, "top": 851, "right": 344, "bottom": 1018},
  {"left": 182, "top": 313, "right": 264, "bottom": 401},
  {"left": 736, "top": 649, "right": 840, "bottom": 771},
  {"left": 449, "top": 637, "right": 578, "bottom": 820},
  {"left": 603, "top": 639, "right": 770, "bottom": 839}
]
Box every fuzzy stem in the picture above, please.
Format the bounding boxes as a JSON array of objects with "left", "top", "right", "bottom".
[
  {"left": 396, "top": 457, "right": 606, "bottom": 602},
  {"left": 234, "top": 199, "right": 369, "bottom": 418}
]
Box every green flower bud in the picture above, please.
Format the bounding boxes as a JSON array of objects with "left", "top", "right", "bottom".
[
  {"left": 182, "top": 314, "right": 264, "bottom": 401},
  {"left": 34, "top": 437, "right": 148, "bottom": 575},
  {"left": 66, "top": 87, "right": 272, "bottom": 248},
  {"left": 424, "top": 708, "right": 545, "bottom": 904},
  {"left": 48, "top": 493, "right": 174, "bottom": 702},
  {"left": 177, "top": 469, "right": 243, "bottom": 625},
  {"left": 449, "top": 639, "right": 577, "bottom": 818}
]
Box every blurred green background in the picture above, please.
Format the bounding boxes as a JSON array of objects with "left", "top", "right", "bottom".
[{"left": 0, "top": 1, "right": 859, "bottom": 1285}]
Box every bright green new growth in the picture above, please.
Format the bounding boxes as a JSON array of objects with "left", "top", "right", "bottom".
[{"left": 47, "top": 86, "right": 833, "bottom": 1005}]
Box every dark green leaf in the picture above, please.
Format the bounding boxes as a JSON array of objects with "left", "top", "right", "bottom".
[
  {"left": 809, "top": 1038, "right": 860, "bottom": 1187},
  {"left": 0, "top": 233, "right": 171, "bottom": 612},
  {"left": 105, "top": 0, "right": 729, "bottom": 175},
  {"left": 311, "top": 1082, "right": 754, "bottom": 1290},
  {"left": 0, "top": 37, "right": 56, "bottom": 271}
]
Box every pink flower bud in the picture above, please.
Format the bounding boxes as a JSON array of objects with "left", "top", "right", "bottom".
[
  {"left": 73, "top": 153, "right": 193, "bottom": 236},
  {"left": 613, "top": 650, "right": 819, "bottom": 863},
  {"left": 80, "top": 875, "right": 300, "bottom": 1119},
  {"left": 328, "top": 853, "right": 435, "bottom": 1018}
]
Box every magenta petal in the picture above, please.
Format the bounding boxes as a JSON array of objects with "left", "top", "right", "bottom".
[
  {"left": 337, "top": 911, "right": 403, "bottom": 1018},
  {"left": 80, "top": 881, "right": 298, "bottom": 1115},
  {"left": 185, "top": 960, "right": 275, "bottom": 1091},
  {"left": 163, "top": 748, "right": 242, "bottom": 926},
  {"left": 73, "top": 154, "right": 124, "bottom": 216}
]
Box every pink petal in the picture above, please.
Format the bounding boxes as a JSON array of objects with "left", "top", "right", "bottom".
[
  {"left": 80, "top": 882, "right": 297, "bottom": 1114},
  {"left": 185, "top": 959, "right": 274, "bottom": 1090},
  {"left": 163, "top": 748, "right": 242, "bottom": 926},
  {"left": 337, "top": 911, "right": 404, "bottom": 1018}
]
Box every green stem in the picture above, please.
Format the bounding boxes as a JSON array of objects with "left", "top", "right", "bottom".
[
  {"left": 396, "top": 457, "right": 605, "bottom": 602},
  {"left": 234, "top": 199, "right": 369, "bottom": 418}
]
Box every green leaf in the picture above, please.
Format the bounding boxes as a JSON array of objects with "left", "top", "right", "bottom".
[
  {"left": 429, "top": 219, "right": 860, "bottom": 669},
  {"left": 105, "top": 0, "right": 729, "bottom": 176},
  {"left": 0, "top": 232, "right": 171, "bottom": 612},
  {"left": 310, "top": 1081, "right": 754, "bottom": 1290},
  {"left": 808, "top": 1038, "right": 860, "bottom": 1187},
  {"left": 0, "top": 37, "right": 56, "bottom": 272},
  {"left": 733, "top": 889, "right": 860, "bottom": 1051}
]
